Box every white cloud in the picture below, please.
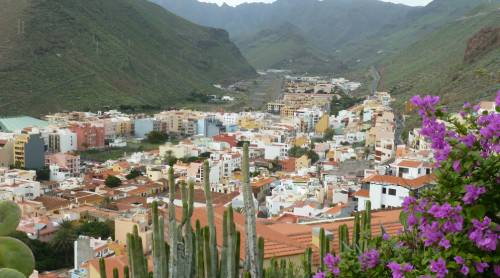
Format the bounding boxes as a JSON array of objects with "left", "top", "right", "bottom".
[{"left": 200, "top": 0, "right": 433, "bottom": 7}]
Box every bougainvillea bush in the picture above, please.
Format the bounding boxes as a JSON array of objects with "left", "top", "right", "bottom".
[{"left": 315, "top": 92, "right": 500, "bottom": 278}]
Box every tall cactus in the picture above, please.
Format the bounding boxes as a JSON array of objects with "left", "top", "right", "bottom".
[
  {"left": 202, "top": 161, "right": 218, "bottom": 278},
  {"left": 241, "top": 143, "right": 260, "bottom": 277},
  {"left": 152, "top": 201, "right": 168, "bottom": 278},
  {"left": 127, "top": 225, "right": 148, "bottom": 278},
  {"left": 258, "top": 237, "right": 265, "bottom": 276},
  {"left": 99, "top": 258, "right": 107, "bottom": 278},
  {"left": 167, "top": 167, "right": 178, "bottom": 278},
  {"left": 123, "top": 266, "right": 130, "bottom": 278},
  {"left": 0, "top": 201, "right": 35, "bottom": 277},
  {"left": 181, "top": 181, "right": 195, "bottom": 277},
  {"left": 113, "top": 268, "right": 119, "bottom": 278},
  {"left": 319, "top": 228, "right": 326, "bottom": 271},
  {"left": 302, "top": 248, "right": 312, "bottom": 278},
  {"left": 195, "top": 220, "right": 204, "bottom": 278}
]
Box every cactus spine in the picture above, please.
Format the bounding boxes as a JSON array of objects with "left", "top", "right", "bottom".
[
  {"left": 241, "top": 143, "right": 260, "bottom": 277},
  {"left": 202, "top": 161, "right": 218, "bottom": 278}
]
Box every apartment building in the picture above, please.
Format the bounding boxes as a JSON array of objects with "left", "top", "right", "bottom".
[{"left": 13, "top": 131, "right": 45, "bottom": 170}]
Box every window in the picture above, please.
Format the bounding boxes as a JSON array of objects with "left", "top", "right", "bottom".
[
  {"left": 382, "top": 187, "right": 387, "bottom": 194},
  {"left": 388, "top": 189, "right": 396, "bottom": 196}
]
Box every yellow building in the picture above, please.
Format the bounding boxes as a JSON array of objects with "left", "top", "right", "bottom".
[
  {"left": 238, "top": 116, "right": 262, "bottom": 129},
  {"left": 295, "top": 155, "right": 311, "bottom": 170},
  {"left": 293, "top": 136, "right": 308, "bottom": 147},
  {"left": 314, "top": 114, "right": 330, "bottom": 135},
  {"left": 114, "top": 212, "right": 152, "bottom": 253}
]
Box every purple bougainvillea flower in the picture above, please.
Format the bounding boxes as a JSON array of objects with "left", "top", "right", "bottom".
[
  {"left": 460, "top": 265, "right": 470, "bottom": 276},
  {"left": 383, "top": 233, "right": 390, "bottom": 240},
  {"left": 430, "top": 258, "right": 448, "bottom": 278},
  {"left": 469, "top": 217, "right": 497, "bottom": 251},
  {"left": 452, "top": 160, "right": 461, "bottom": 172},
  {"left": 463, "top": 184, "right": 486, "bottom": 205},
  {"left": 454, "top": 256, "right": 465, "bottom": 265},
  {"left": 313, "top": 272, "right": 326, "bottom": 278},
  {"left": 358, "top": 249, "right": 380, "bottom": 270},
  {"left": 475, "top": 262, "right": 489, "bottom": 273},
  {"left": 496, "top": 90, "right": 500, "bottom": 106},
  {"left": 494, "top": 265, "right": 500, "bottom": 277}
]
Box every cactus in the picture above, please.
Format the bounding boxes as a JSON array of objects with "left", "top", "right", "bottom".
[
  {"left": 353, "top": 213, "right": 360, "bottom": 247},
  {"left": 99, "top": 258, "right": 107, "bottom": 278},
  {"left": 0, "top": 201, "right": 35, "bottom": 277},
  {"left": 195, "top": 220, "right": 204, "bottom": 278},
  {"left": 241, "top": 143, "right": 260, "bottom": 277},
  {"left": 152, "top": 201, "right": 168, "bottom": 278},
  {"left": 258, "top": 237, "right": 265, "bottom": 276},
  {"left": 123, "top": 266, "right": 130, "bottom": 278},
  {"left": 302, "top": 248, "right": 312, "bottom": 278},
  {"left": 113, "top": 268, "right": 119, "bottom": 278},
  {"left": 202, "top": 161, "right": 218, "bottom": 278},
  {"left": 220, "top": 210, "right": 229, "bottom": 278},
  {"left": 319, "top": 228, "right": 326, "bottom": 271},
  {"left": 234, "top": 230, "right": 241, "bottom": 277},
  {"left": 202, "top": 227, "right": 212, "bottom": 278},
  {"left": 167, "top": 167, "right": 178, "bottom": 278},
  {"left": 126, "top": 225, "right": 148, "bottom": 278},
  {"left": 338, "top": 225, "right": 350, "bottom": 253},
  {"left": 0, "top": 268, "right": 26, "bottom": 278},
  {"left": 181, "top": 181, "right": 195, "bottom": 277}
]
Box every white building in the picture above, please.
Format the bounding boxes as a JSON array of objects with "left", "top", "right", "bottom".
[
  {"left": 356, "top": 174, "right": 435, "bottom": 211},
  {"left": 47, "top": 128, "right": 77, "bottom": 154},
  {"left": 264, "top": 143, "right": 290, "bottom": 160}
]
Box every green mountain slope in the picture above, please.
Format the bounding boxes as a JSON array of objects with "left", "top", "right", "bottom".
[
  {"left": 380, "top": 7, "right": 500, "bottom": 109},
  {"left": 237, "top": 23, "right": 343, "bottom": 73},
  {"left": 0, "top": 0, "right": 255, "bottom": 116},
  {"left": 154, "top": 0, "right": 413, "bottom": 72}
]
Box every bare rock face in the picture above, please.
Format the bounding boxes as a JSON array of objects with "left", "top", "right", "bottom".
[{"left": 464, "top": 27, "right": 500, "bottom": 63}]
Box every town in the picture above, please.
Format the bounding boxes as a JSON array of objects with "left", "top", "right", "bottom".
[{"left": 0, "top": 75, "right": 497, "bottom": 278}]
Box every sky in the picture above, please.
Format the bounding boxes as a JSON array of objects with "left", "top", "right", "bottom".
[{"left": 200, "top": 0, "right": 434, "bottom": 7}]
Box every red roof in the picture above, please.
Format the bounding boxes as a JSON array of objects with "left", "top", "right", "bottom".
[
  {"left": 397, "top": 160, "right": 423, "bottom": 168},
  {"left": 354, "top": 189, "right": 370, "bottom": 198},
  {"left": 363, "top": 174, "right": 436, "bottom": 189}
]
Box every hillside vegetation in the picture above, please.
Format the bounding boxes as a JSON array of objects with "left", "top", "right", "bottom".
[
  {"left": 379, "top": 6, "right": 500, "bottom": 109},
  {"left": 0, "top": 0, "right": 255, "bottom": 116}
]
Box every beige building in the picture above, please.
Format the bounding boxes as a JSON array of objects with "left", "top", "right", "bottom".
[
  {"left": 114, "top": 210, "right": 152, "bottom": 253},
  {"left": 0, "top": 139, "right": 14, "bottom": 168},
  {"left": 295, "top": 155, "right": 311, "bottom": 170}
]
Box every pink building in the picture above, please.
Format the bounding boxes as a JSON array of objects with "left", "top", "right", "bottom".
[
  {"left": 68, "top": 122, "right": 105, "bottom": 151},
  {"left": 45, "top": 153, "right": 80, "bottom": 175}
]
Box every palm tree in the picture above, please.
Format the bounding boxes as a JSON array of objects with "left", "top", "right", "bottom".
[{"left": 51, "top": 220, "right": 77, "bottom": 266}]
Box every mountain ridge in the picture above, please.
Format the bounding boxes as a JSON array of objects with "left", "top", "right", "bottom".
[{"left": 0, "top": 0, "right": 256, "bottom": 116}]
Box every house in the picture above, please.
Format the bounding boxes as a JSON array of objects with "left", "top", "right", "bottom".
[
  {"left": 356, "top": 174, "right": 436, "bottom": 211},
  {"left": 114, "top": 209, "right": 152, "bottom": 253},
  {"left": 295, "top": 155, "right": 311, "bottom": 170}
]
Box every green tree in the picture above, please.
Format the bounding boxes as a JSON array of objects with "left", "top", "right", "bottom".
[
  {"left": 50, "top": 220, "right": 77, "bottom": 266},
  {"left": 146, "top": 131, "right": 169, "bottom": 144},
  {"left": 288, "top": 146, "right": 306, "bottom": 158},
  {"left": 126, "top": 169, "right": 142, "bottom": 180},
  {"left": 76, "top": 220, "right": 114, "bottom": 240},
  {"left": 105, "top": 175, "right": 122, "bottom": 188},
  {"left": 323, "top": 128, "right": 335, "bottom": 141}
]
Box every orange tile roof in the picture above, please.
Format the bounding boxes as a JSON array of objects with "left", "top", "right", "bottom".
[
  {"left": 396, "top": 160, "right": 422, "bottom": 168},
  {"left": 251, "top": 177, "right": 276, "bottom": 189},
  {"left": 353, "top": 189, "right": 370, "bottom": 198},
  {"left": 34, "top": 196, "right": 71, "bottom": 211},
  {"left": 363, "top": 174, "right": 436, "bottom": 189}
]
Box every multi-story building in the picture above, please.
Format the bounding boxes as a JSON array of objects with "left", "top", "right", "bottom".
[
  {"left": 68, "top": 122, "right": 105, "bottom": 151},
  {"left": 45, "top": 152, "right": 80, "bottom": 175},
  {"left": 134, "top": 118, "right": 160, "bottom": 139},
  {"left": 47, "top": 128, "right": 78, "bottom": 153},
  {"left": 13, "top": 131, "right": 45, "bottom": 170},
  {"left": 0, "top": 135, "right": 14, "bottom": 168}
]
